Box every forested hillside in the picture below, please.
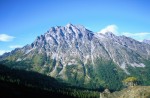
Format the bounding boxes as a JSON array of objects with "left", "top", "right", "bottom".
[{"left": 0, "top": 64, "right": 99, "bottom": 98}]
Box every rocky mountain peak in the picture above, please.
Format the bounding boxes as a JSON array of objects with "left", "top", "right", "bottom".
[
  {"left": 66, "top": 23, "right": 74, "bottom": 27},
  {"left": 2, "top": 24, "right": 150, "bottom": 69},
  {"left": 103, "top": 32, "right": 117, "bottom": 39}
]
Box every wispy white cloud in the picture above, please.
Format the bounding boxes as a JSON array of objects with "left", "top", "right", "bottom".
[
  {"left": 0, "top": 34, "right": 15, "bottom": 42},
  {"left": 122, "top": 32, "right": 150, "bottom": 42},
  {"left": 0, "top": 50, "right": 10, "bottom": 55},
  {"left": 99, "top": 25, "right": 118, "bottom": 34},
  {"left": 123, "top": 32, "right": 150, "bottom": 36},
  {"left": 99, "top": 25, "right": 150, "bottom": 41},
  {"left": 9, "top": 45, "right": 23, "bottom": 49}
]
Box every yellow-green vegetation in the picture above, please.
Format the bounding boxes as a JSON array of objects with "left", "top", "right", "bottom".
[
  {"left": 122, "top": 76, "right": 138, "bottom": 87},
  {"left": 122, "top": 77, "right": 138, "bottom": 83},
  {"left": 32, "top": 54, "right": 45, "bottom": 66},
  {"left": 7, "top": 50, "right": 23, "bottom": 61}
]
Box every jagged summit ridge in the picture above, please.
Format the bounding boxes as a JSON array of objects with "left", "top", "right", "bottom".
[{"left": 2, "top": 24, "right": 150, "bottom": 69}]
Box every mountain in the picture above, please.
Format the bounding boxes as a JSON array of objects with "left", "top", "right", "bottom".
[{"left": 1, "top": 23, "right": 150, "bottom": 90}]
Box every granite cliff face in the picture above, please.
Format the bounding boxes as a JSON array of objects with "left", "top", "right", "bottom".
[{"left": 1, "top": 24, "right": 150, "bottom": 89}]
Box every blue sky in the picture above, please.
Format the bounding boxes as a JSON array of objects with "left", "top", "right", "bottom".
[{"left": 0, "top": 0, "right": 150, "bottom": 55}]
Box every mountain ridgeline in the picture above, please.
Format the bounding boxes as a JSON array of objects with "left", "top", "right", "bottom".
[{"left": 1, "top": 23, "right": 150, "bottom": 90}]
